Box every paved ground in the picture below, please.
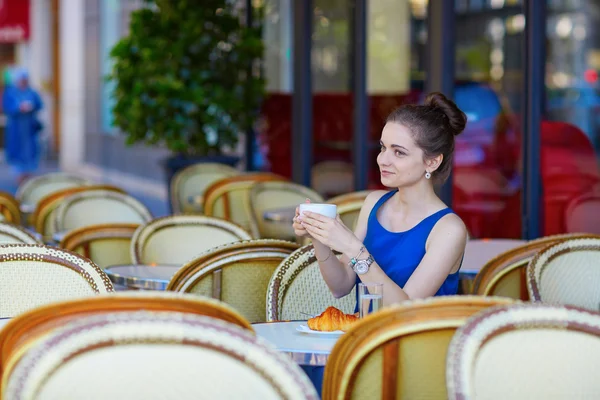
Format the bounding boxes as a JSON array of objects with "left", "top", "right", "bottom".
[{"left": 0, "top": 159, "right": 170, "bottom": 217}]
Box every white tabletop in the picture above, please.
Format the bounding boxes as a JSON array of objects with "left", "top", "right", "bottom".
[
  {"left": 253, "top": 321, "right": 340, "bottom": 366},
  {"left": 460, "top": 239, "right": 527, "bottom": 276},
  {"left": 263, "top": 207, "right": 296, "bottom": 223},
  {"left": 104, "top": 264, "right": 181, "bottom": 290}
]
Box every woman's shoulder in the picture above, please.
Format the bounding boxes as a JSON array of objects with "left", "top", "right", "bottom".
[{"left": 430, "top": 211, "right": 468, "bottom": 242}]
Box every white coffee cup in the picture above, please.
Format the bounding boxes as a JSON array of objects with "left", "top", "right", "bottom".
[{"left": 299, "top": 203, "right": 337, "bottom": 218}]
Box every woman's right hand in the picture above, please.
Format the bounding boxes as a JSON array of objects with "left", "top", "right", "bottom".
[{"left": 292, "top": 200, "right": 310, "bottom": 238}]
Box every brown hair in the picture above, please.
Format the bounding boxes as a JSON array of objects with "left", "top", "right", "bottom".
[{"left": 386, "top": 92, "right": 467, "bottom": 183}]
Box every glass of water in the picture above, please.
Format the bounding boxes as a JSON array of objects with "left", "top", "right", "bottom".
[{"left": 358, "top": 282, "right": 383, "bottom": 318}]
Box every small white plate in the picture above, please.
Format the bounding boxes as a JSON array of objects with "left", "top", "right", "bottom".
[{"left": 296, "top": 324, "right": 345, "bottom": 336}]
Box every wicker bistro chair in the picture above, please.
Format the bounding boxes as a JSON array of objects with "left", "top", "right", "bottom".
[
  {"left": 565, "top": 192, "right": 600, "bottom": 234},
  {"left": 32, "top": 185, "right": 126, "bottom": 242},
  {"left": 59, "top": 223, "right": 139, "bottom": 269},
  {"left": 131, "top": 215, "right": 252, "bottom": 265},
  {"left": 322, "top": 296, "right": 514, "bottom": 400},
  {"left": 327, "top": 190, "right": 372, "bottom": 231},
  {"left": 0, "top": 191, "right": 21, "bottom": 225},
  {"left": 0, "top": 244, "right": 114, "bottom": 318},
  {"left": 527, "top": 237, "right": 600, "bottom": 311},
  {"left": 170, "top": 162, "right": 238, "bottom": 214},
  {"left": 53, "top": 190, "right": 152, "bottom": 234},
  {"left": 472, "top": 233, "right": 600, "bottom": 300},
  {"left": 3, "top": 312, "right": 319, "bottom": 400},
  {"left": 446, "top": 303, "right": 600, "bottom": 400},
  {"left": 249, "top": 181, "right": 324, "bottom": 240},
  {"left": 266, "top": 245, "right": 356, "bottom": 321},
  {"left": 16, "top": 173, "right": 92, "bottom": 210},
  {"left": 0, "top": 223, "right": 40, "bottom": 244},
  {"left": 203, "top": 172, "right": 288, "bottom": 235},
  {"left": 167, "top": 240, "right": 300, "bottom": 323},
  {"left": 0, "top": 292, "right": 253, "bottom": 382}
]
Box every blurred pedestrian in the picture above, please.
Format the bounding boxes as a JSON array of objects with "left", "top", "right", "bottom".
[{"left": 3, "top": 67, "right": 43, "bottom": 184}]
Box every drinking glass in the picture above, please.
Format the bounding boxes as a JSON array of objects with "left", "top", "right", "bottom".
[{"left": 358, "top": 282, "right": 383, "bottom": 318}]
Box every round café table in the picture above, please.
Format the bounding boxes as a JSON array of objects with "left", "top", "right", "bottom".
[
  {"left": 104, "top": 264, "right": 181, "bottom": 291},
  {"left": 253, "top": 321, "right": 340, "bottom": 367}
]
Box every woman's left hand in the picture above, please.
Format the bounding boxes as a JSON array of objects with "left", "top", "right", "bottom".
[{"left": 299, "top": 212, "right": 358, "bottom": 254}]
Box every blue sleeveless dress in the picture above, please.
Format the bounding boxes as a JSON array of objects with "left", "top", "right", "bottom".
[{"left": 356, "top": 190, "right": 460, "bottom": 298}]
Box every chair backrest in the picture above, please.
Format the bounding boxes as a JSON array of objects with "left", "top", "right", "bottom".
[
  {"left": 323, "top": 296, "right": 514, "bottom": 400},
  {"left": 54, "top": 190, "right": 152, "bottom": 233},
  {"left": 3, "top": 312, "right": 318, "bottom": 400},
  {"left": 203, "top": 172, "right": 288, "bottom": 235},
  {"left": 0, "top": 223, "right": 40, "bottom": 244},
  {"left": 327, "top": 190, "right": 371, "bottom": 230},
  {"left": 266, "top": 245, "right": 356, "bottom": 321},
  {"left": 59, "top": 223, "right": 139, "bottom": 268},
  {"left": 471, "top": 233, "right": 600, "bottom": 300},
  {"left": 447, "top": 303, "right": 600, "bottom": 400},
  {"left": 249, "top": 181, "right": 324, "bottom": 239},
  {"left": 170, "top": 163, "right": 238, "bottom": 214},
  {"left": 0, "top": 292, "right": 252, "bottom": 380},
  {"left": 0, "top": 244, "right": 114, "bottom": 318},
  {"left": 0, "top": 191, "right": 21, "bottom": 225},
  {"left": 527, "top": 236, "right": 600, "bottom": 310},
  {"left": 565, "top": 192, "right": 600, "bottom": 234},
  {"left": 16, "top": 173, "right": 91, "bottom": 208},
  {"left": 131, "top": 215, "right": 252, "bottom": 265},
  {"left": 32, "top": 185, "right": 126, "bottom": 239},
  {"left": 167, "top": 239, "right": 300, "bottom": 323}
]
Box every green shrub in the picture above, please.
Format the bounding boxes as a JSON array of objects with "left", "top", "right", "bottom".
[{"left": 108, "top": 0, "right": 265, "bottom": 156}]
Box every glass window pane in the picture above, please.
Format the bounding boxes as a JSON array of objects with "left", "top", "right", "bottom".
[
  {"left": 100, "top": 0, "right": 120, "bottom": 134},
  {"left": 453, "top": 3, "right": 524, "bottom": 239},
  {"left": 545, "top": 1, "right": 600, "bottom": 235}
]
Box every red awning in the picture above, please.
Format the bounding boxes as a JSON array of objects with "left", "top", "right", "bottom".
[{"left": 0, "top": 0, "right": 30, "bottom": 43}]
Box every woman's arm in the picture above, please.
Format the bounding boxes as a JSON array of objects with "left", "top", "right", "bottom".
[
  {"left": 301, "top": 191, "right": 388, "bottom": 298},
  {"left": 342, "top": 213, "right": 467, "bottom": 305}
]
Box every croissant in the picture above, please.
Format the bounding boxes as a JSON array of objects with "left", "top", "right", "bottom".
[{"left": 307, "top": 306, "right": 358, "bottom": 332}]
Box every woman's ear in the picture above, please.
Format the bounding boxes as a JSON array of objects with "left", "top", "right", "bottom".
[{"left": 426, "top": 154, "right": 443, "bottom": 172}]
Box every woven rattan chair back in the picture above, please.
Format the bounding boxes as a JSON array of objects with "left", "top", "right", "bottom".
[
  {"left": 167, "top": 239, "right": 300, "bottom": 323},
  {"left": 131, "top": 215, "right": 252, "bottom": 265},
  {"left": 323, "top": 296, "right": 514, "bottom": 400},
  {"left": 0, "top": 244, "right": 113, "bottom": 318},
  {"left": 203, "top": 172, "right": 288, "bottom": 235},
  {"left": 249, "top": 181, "right": 324, "bottom": 239},
  {"left": 472, "top": 233, "right": 600, "bottom": 300},
  {"left": 16, "top": 173, "right": 91, "bottom": 209},
  {"left": 527, "top": 236, "right": 600, "bottom": 310},
  {"left": 0, "top": 223, "right": 40, "bottom": 244},
  {"left": 170, "top": 163, "right": 238, "bottom": 214},
  {"left": 3, "top": 312, "right": 318, "bottom": 400},
  {"left": 447, "top": 303, "right": 600, "bottom": 400},
  {"left": 266, "top": 245, "right": 356, "bottom": 321},
  {"left": 0, "top": 191, "right": 21, "bottom": 225},
  {"left": 54, "top": 190, "right": 152, "bottom": 233},
  {"left": 32, "top": 185, "right": 125, "bottom": 240},
  {"left": 0, "top": 291, "right": 252, "bottom": 383},
  {"left": 59, "top": 223, "right": 139, "bottom": 268}
]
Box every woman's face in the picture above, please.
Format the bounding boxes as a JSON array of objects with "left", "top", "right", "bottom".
[{"left": 377, "top": 122, "right": 429, "bottom": 188}]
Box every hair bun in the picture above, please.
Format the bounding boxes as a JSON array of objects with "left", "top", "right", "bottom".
[{"left": 424, "top": 92, "right": 467, "bottom": 136}]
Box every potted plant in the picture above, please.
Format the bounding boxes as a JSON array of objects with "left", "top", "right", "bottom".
[{"left": 108, "top": 0, "right": 265, "bottom": 185}]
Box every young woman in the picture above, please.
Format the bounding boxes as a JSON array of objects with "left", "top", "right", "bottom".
[{"left": 293, "top": 92, "right": 468, "bottom": 305}]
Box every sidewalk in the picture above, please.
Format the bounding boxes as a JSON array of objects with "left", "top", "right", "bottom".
[{"left": 0, "top": 159, "right": 170, "bottom": 217}]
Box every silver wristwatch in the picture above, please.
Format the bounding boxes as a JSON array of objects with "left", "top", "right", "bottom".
[{"left": 353, "top": 254, "right": 375, "bottom": 275}]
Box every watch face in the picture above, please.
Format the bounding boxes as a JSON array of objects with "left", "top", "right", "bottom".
[{"left": 354, "top": 260, "right": 369, "bottom": 275}]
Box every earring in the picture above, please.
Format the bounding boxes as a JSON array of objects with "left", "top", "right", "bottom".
[{"left": 425, "top": 171, "right": 431, "bottom": 180}]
